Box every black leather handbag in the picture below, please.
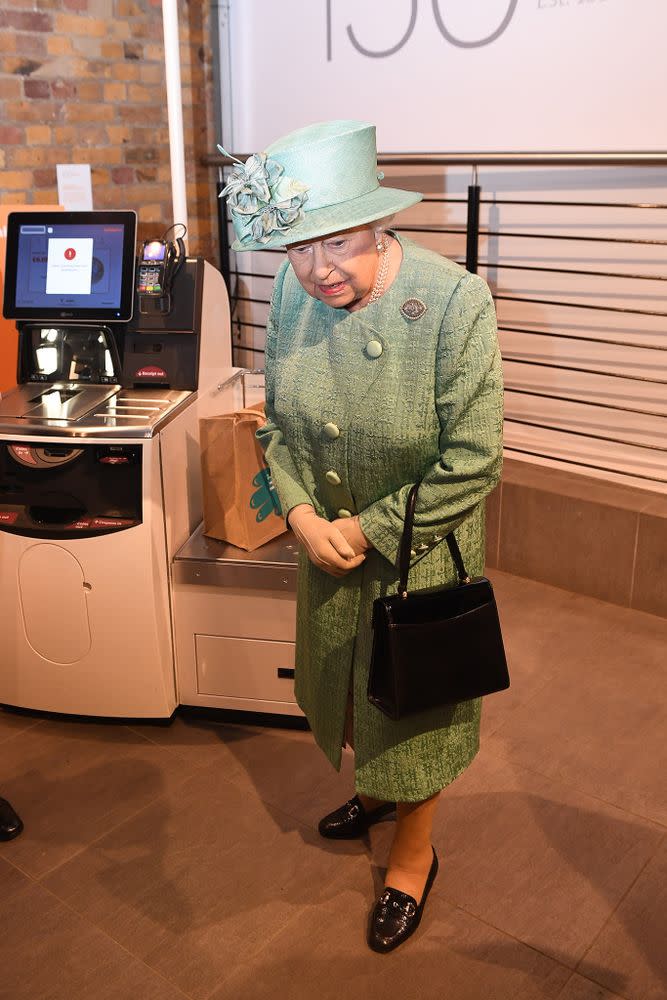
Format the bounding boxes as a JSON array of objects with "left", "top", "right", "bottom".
[{"left": 367, "top": 483, "right": 510, "bottom": 721}]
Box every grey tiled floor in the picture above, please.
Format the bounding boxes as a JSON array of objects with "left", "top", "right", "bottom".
[{"left": 0, "top": 569, "right": 665, "bottom": 1000}]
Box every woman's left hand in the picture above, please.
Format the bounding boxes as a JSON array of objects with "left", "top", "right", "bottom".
[{"left": 331, "top": 515, "right": 373, "bottom": 557}]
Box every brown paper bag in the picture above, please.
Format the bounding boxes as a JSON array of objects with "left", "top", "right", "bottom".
[{"left": 200, "top": 401, "right": 287, "bottom": 551}]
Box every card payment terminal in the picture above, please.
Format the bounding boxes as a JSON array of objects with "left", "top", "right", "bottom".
[{"left": 137, "top": 239, "right": 169, "bottom": 295}]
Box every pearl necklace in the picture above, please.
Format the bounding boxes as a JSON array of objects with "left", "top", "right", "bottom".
[{"left": 368, "top": 234, "right": 390, "bottom": 305}]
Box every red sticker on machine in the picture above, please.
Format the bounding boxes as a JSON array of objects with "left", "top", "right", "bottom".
[
  {"left": 0, "top": 511, "right": 19, "bottom": 524},
  {"left": 134, "top": 366, "right": 167, "bottom": 379},
  {"left": 9, "top": 445, "right": 38, "bottom": 465},
  {"left": 91, "top": 517, "right": 135, "bottom": 528},
  {"left": 68, "top": 517, "right": 134, "bottom": 529}
]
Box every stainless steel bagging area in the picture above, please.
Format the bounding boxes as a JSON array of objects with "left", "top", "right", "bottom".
[{"left": 173, "top": 510, "right": 301, "bottom": 718}]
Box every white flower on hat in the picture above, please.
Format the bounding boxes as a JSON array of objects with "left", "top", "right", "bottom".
[{"left": 218, "top": 146, "right": 309, "bottom": 244}]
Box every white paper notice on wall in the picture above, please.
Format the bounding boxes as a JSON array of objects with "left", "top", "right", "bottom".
[{"left": 56, "top": 164, "right": 93, "bottom": 211}]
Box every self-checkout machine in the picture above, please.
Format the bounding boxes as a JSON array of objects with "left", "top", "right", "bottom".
[{"left": 0, "top": 210, "right": 239, "bottom": 717}]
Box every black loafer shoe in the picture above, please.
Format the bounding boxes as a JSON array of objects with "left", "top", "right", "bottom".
[
  {"left": 368, "top": 848, "right": 439, "bottom": 953},
  {"left": 0, "top": 798, "right": 24, "bottom": 842},
  {"left": 318, "top": 795, "right": 396, "bottom": 840}
]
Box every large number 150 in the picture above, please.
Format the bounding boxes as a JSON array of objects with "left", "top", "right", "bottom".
[{"left": 326, "top": 0, "right": 519, "bottom": 59}]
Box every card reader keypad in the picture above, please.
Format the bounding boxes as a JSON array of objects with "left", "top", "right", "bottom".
[{"left": 138, "top": 264, "right": 163, "bottom": 294}]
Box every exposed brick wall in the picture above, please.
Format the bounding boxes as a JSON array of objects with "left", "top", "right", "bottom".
[{"left": 0, "top": 0, "right": 219, "bottom": 263}]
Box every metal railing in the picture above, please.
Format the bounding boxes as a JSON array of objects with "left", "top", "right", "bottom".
[{"left": 204, "top": 151, "right": 667, "bottom": 487}]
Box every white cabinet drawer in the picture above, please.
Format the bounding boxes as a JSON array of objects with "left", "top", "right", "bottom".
[{"left": 195, "top": 634, "right": 297, "bottom": 703}]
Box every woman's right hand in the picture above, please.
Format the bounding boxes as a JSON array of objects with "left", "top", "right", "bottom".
[{"left": 288, "top": 504, "right": 366, "bottom": 577}]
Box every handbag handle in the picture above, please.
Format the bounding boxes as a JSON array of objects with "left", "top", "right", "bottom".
[{"left": 398, "top": 482, "right": 471, "bottom": 597}]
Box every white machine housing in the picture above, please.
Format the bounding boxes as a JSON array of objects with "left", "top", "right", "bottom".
[{"left": 0, "top": 260, "right": 238, "bottom": 717}]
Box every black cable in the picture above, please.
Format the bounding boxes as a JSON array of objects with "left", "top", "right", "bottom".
[{"left": 161, "top": 222, "right": 187, "bottom": 243}]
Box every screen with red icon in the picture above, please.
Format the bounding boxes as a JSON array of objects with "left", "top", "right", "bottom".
[{"left": 3, "top": 211, "right": 137, "bottom": 322}]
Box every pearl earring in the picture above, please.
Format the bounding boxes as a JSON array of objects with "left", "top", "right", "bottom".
[{"left": 375, "top": 234, "right": 384, "bottom": 252}]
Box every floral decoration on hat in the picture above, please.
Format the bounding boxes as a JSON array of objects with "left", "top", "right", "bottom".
[{"left": 218, "top": 146, "right": 309, "bottom": 244}]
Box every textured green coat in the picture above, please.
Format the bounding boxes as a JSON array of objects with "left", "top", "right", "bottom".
[{"left": 257, "top": 236, "right": 503, "bottom": 801}]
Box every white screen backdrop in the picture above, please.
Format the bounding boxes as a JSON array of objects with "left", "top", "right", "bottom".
[{"left": 225, "top": 0, "right": 666, "bottom": 153}]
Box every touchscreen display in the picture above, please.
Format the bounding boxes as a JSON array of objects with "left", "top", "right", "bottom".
[
  {"left": 16, "top": 223, "right": 124, "bottom": 310},
  {"left": 3, "top": 211, "right": 136, "bottom": 322}
]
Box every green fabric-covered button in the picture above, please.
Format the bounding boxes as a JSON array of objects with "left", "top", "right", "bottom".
[
  {"left": 323, "top": 422, "right": 340, "bottom": 439},
  {"left": 337, "top": 508, "right": 352, "bottom": 518},
  {"left": 366, "top": 340, "right": 383, "bottom": 358},
  {"left": 325, "top": 470, "right": 341, "bottom": 485}
]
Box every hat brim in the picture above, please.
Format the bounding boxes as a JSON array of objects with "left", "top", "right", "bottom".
[{"left": 230, "top": 185, "right": 422, "bottom": 252}]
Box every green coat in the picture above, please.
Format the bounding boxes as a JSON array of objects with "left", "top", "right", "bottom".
[{"left": 257, "top": 236, "right": 503, "bottom": 801}]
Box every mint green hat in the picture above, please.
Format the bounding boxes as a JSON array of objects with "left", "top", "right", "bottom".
[{"left": 218, "top": 120, "right": 422, "bottom": 251}]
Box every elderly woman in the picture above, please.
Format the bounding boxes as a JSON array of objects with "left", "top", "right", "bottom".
[{"left": 221, "top": 120, "right": 503, "bottom": 952}]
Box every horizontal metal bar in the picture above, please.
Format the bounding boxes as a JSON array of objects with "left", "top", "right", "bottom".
[
  {"left": 497, "top": 325, "right": 667, "bottom": 353},
  {"left": 233, "top": 296, "right": 271, "bottom": 307},
  {"left": 505, "top": 416, "right": 667, "bottom": 453},
  {"left": 232, "top": 246, "right": 284, "bottom": 255},
  {"left": 420, "top": 197, "right": 667, "bottom": 209},
  {"left": 494, "top": 293, "right": 667, "bottom": 317},
  {"left": 486, "top": 230, "right": 667, "bottom": 246},
  {"left": 504, "top": 445, "right": 666, "bottom": 485},
  {"left": 232, "top": 320, "right": 266, "bottom": 330},
  {"left": 481, "top": 261, "right": 667, "bottom": 283},
  {"left": 393, "top": 226, "right": 467, "bottom": 237},
  {"left": 230, "top": 270, "right": 276, "bottom": 280},
  {"left": 504, "top": 355, "right": 667, "bottom": 385},
  {"left": 232, "top": 345, "right": 265, "bottom": 356},
  {"left": 419, "top": 197, "right": 468, "bottom": 205},
  {"left": 505, "top": 385, "right": 667, "bottom": 419},
  {"left": 480, "top": 198, "right": 667, "bottom": 210},
  {"left": 205, "top": 151, "right": 667, "bottom": 168},
  {"left": 378, "top": 152, "right": 667, "bottom": 168},
  {"left": 396, "top": 225, "right": 667, "bottom": 246}
]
